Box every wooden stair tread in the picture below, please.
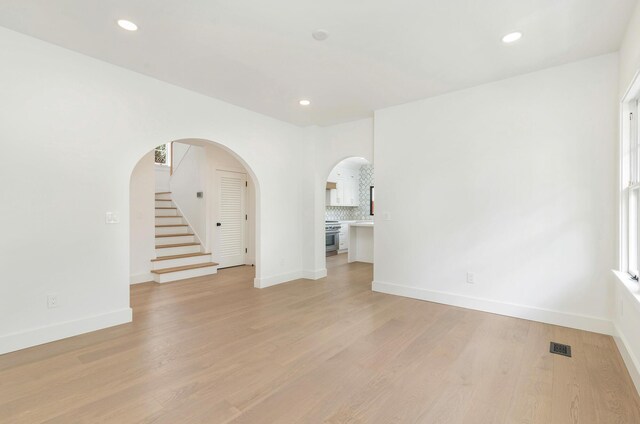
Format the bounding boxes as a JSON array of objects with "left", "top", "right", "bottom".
[
  {"left": 152, "top": 252, "right": 211, "bottom": 262},
  {"left": 155, "top": 215, "right": 183, "bottom": 218},
  {"left": 155, "top": 224, "right": 188, "bottom": 227},
  {"left": 155, "top": 192, "right": 172, "bottom": 194},
  {"left": 156, "top": 242, "right": 200, "bottom": 248},
  {"left": 155, "top": 199, "right": 172, "bottom": 201},
  {"left": 151, "top": 262, "right": 218, "bottom": 274},
  {"left": 156, "top": 233, "right": 195, "bottom": 238},
  {"left": 155, "top": 207, "right": 177, "bottom": 210}
]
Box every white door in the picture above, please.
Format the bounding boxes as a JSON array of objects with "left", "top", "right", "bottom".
[{"left": 216, "top": 170, "right": 246, "bottom": 268}]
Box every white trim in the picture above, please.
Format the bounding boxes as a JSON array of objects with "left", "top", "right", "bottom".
[
  {"left": 254, "top": 268, "right": 328, "bottom": 288},
  {"left": 614, "top": 323, "right": 640, "bottom": 396},
  {"left": 621, "top": 70, "right": 640, "bottom": 103},
  {"left": 254, "top": 271, "right": 304, "bottom": 288},
  {"left": 620, "top": 71, "right": 640, "bottom": 276},
  {"left": 130, "top": 273, "right": 154, "bottom": 285},
  {"left": 612, "top": 270, "right": 640, "bottom": 396},
  {"left": 372, "top": 280, "right": 614, "bottom": 335},
  {"left": 0, "top": 308, "right": 132, "bottom": 355},
  {"left": 613, "top": 270, "right": 640, "bottom": 315},
  {"left": 303, "top": 268, "right": 327, "bottom": 280}
]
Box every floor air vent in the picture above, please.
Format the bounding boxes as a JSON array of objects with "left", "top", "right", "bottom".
[{"left": 550, "top": 342, "right": 572, "bottom": 357}]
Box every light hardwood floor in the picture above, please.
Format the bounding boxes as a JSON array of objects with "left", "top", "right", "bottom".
[{"left": 1, "top": 254, "right": 639, "bottom": 423}]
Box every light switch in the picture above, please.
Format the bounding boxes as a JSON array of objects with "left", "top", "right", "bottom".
[{"left": 105, "top": 212, "right": 120, "bottom": 224}]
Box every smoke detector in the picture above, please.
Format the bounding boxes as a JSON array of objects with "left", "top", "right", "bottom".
[{"left": 312, "top": 30, "right": 329, "bottom": 41}]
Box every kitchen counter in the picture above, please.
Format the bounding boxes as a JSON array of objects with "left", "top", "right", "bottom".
[
  {"left": 348, "top": 222, "right": 374, "bottom": 263},
  {"left": 350, "top": 221, "right": 374, "bottom": 227}
]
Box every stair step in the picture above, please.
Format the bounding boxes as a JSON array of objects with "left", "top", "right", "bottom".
[
  {"left": 156, "top": 233, "right": 195, "bottom": 238},
  {"left": 151, "top": 262, "right": 219, "bottom": 275},
  {"left": 155, "top": 216, "right": 185, "bottom": 226},
  {"left": 155, "top": 199, "right": 172, "bottom": 201},
  {"left": 155, "top": 192, "right": 172, "bottom": 194},
  {"left": 156, "top": 224, "right": 189, "bottom": 235},
  {"left": 155, "top": 207, "right": 177, "bottom": 210},
  {"left": 156, "top": 242, "right": 200, "bottom": 249},
  {"left": 152, "top": 252, "right": 211, "bottom": 262}
]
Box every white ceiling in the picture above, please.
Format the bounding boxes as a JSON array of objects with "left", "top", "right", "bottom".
[{"left": 0, "top": 0, "right": 635, "bottom": 126}]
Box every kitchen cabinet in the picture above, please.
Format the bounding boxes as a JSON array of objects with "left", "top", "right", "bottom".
[
  {"left": 326, "top": 167, "right": 359, "bottom": 207},
  {"left": 338, "top": 222, "right": 350, "bottom": 252}
]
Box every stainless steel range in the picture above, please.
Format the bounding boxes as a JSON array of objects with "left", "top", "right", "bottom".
[{"left": 325, "top": 221, "right": 341, "bottom": 255}]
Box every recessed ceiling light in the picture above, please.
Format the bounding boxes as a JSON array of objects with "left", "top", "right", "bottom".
[
  {"left": 117, "top": 19, "right": 138, "bottom": 31},
  {"left": 502, "top": 32, "right": 522, "bottom": 44},
  {"left": 299, "top": 99, "right": 311, "bottom": 106},
  {"left": 312, "top": 30, "right": 329, "bottom": 41}
]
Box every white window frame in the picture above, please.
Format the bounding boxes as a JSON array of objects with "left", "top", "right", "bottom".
[{"left": 621, "top": 72, "right": 640, "bottom": 281}]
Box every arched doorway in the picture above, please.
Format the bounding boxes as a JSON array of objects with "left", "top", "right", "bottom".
[
  {"left": 321, "top": 157, "right": 374, "bottom": 275},
  {"left": 129, "top": 138, "right": 260, "bottom": 286}
]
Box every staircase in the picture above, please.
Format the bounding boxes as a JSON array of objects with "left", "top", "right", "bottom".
[{"left": 151, "top": 192, "right": 218, "bottom": 283}]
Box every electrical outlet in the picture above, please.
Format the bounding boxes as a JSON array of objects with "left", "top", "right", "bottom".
[
  {"left": 47, "top": 294, "right": 59, "bottom": 309},
  {"left": 466, "top": 272, "right": 475, "bottom": 284},
  {"left": 105, "top": 212, "right": 120, "bottom": 224}
]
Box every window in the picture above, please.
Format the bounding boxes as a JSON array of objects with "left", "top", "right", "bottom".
[
  {"left": 622, "top": 96, "right": 640, "bottom": 279},
  {"left": 154, "top": 143, "right": 171, "bottom": 166},
  {"left": 370, "top": 186, "right": 375, "bottom": 216}
]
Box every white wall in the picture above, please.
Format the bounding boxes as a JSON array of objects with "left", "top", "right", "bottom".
[
  {"left": 301, "top": 118, "right": 374, "bottom": 278},
  {"left": 129, "top": 152, "right": 156, "bottom": 284},
  {"left": 373, "top": 54, "right": 618, "bottom": 335},
  {"left": 154, "top": 164, "right": 171, "bottom": 192},
  {"left": 615, "top": 1, "right": 640, "bottom": 394},
  {"left": 170, "top": 143, "right": 207, "bottom": 243},
  {"left": 0, "top": 27, "right": 305, "bottom": 354},
  {"left": 620, "top": 2, "right": 640, "bottom": 98},
  {"left": 0, "top": 19, "right": 627, "bottom": 364},
  {"left": 172, "top": 142, "right": 190, "bottom": 171}
]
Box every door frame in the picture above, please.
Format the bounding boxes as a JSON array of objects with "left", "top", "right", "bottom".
[{"left": 213, "top": 169, "right": 248, "bottom": 268}]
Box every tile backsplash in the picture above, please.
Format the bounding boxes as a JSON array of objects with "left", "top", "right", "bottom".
[
  {"left": 358, "top": 164, "right": 375, "bottom": 218},
  {"left": 325, "top": 164, "right": 375, "bottom": 221},
  {"left": 325, "top": 206, "right": 360, "bottom": 221}
]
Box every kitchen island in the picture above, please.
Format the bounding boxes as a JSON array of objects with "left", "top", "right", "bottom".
[{"left": 347, "top": 221, "right": 374, "bottom": 263}]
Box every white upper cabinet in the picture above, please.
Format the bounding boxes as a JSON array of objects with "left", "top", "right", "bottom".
[{"left": 327, "top": 166, "right": 359, "bottom": 207}]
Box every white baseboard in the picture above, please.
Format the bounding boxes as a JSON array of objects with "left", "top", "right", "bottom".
[
  {"left": 372, "top": 280, "right": 614, "bottom": 336},
  {"left": 303, "top": 268, "right": 327, "bottom": 280},
  {"left": 130, "top": 272, "right": 153, "bottom": 285},
  {"left": 0, "top": 308, "right": 133, "bottom": 355},
  {"left": 254, "top": 271, "right": 304, "bottom": 288},
  {"left": 614, "top": 323, "right": 640, "bottom": 396}
]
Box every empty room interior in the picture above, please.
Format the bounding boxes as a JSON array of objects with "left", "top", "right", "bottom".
[{"left": 4, "top": 1, "right": 640, "bottom": 422}]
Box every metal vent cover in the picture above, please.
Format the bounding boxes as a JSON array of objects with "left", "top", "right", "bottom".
[{"left": 550, "top": 342, "right": 572, "bottom": 357}]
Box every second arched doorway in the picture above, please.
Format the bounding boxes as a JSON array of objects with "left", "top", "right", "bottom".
[
  {"left": 130, "top": 138, "right": 259, "bottom": 285},
  {"left": 323, "top": 157, "right": 374, "bottom": 275}
]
